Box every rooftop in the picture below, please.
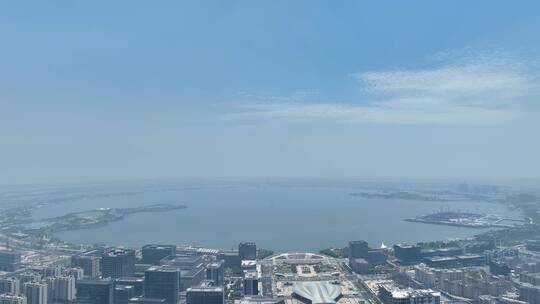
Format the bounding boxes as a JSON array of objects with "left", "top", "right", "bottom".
[{"left": 293, "top": 281, "right": 342, "bottom": 304}]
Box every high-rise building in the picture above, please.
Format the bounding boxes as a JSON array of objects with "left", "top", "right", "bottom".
[
  {"left": 101, "top": 248, "right": 135, "bottom": 279},
  {"left": 205, "top": 261, "right": 224, "bottom": 286},
  {"left": 18, "top": 273, "right": 41, "bottom": 286},
  {"left": 348, "top": 241, "right": 368, "bottom": 259},
  {"left": 51, "top": 276, "right": 76, "bottom": 302},
  {"left": 243, "top": 271, "right": 258, "bottom": 296},
  {"left": 62, "top": 267, "right": 84, "bottom": 280},
  {"left": 142, "top": 245, "right": 176, "bottom": 265},
  {"left": 0, "top": 251, "right": 21, "bottom": 272},
  {"left": 42, "top": 266, "right": 61, "bottom": 278},
  {"left": 144, "top": 266, "right": 180, "bottom": 304},
  {"left": 186, "top": 287, "right": 224, "bottom": 304},
  {"left": 116, "top": 277, "right": 145, "bottom": 297},
  {"left": 72, "top": 255, "right": 101, "bottom": 278},
  {"left": 76, "top": 279, "right": 114, "bottom": 304},
  {"left": 0, "top": 293, "right": 27, "bottom": 304},
  {"left": 238, "top": 243, "right": 257, "bottom": 260},
  {"left": 519, "top": 283, "right": 540, "bottom": 304},
  {"left": 23, "top": 282, "right": 47, "bottom": 304},
  {"left": 0, "top": 278, "right": 21, "bottom": 295},
  {"left": 393, "top": 244, "right": 422, "bottom": 264},
  {"left": 114, "top": 285, "right": 135, "bottom": 304}
]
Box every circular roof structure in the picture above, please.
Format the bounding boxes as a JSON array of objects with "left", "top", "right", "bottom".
[
  {"left": 293, "top": 281, "right": 342, "bottom": 304},
  {"left": 266, "top": 252, "right": 327, "bottom": 263}
]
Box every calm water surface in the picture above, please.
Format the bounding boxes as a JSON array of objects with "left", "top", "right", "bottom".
[{"left": 35, "top": 183, "right": 518, "bottom": 252}]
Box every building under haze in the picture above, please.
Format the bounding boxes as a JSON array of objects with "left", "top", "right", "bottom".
[
  {"left": 0, "top": 251, "right": 21, "bottom": 272},
  {"left": 144, "top": 266, "right": 180, "bottom": 304},
  {"left": 101, "top": 248, "right": 135, "bottom": 279},
  {"left": 239, "top": 243, "right": 257, "bottom": 260},
  {"left": 0, "top": 293, "right": 27, "bottom": 304},
  {"left": 142, "top": 245, "right": 177, "bottom": 265},
  {"left": 0, "top": 278, "right": 21, "bottom": 295},
  {"left": 22, "top": 282, "right": 47, "bottom": 304},
  {"left": 72, "top": 255, "right": 101, "bottom": 278},
  {"left": 205, "top": 261, "right": 224, "bottom": 286},
  {"left": 114, "top": 285, "right": 135, "bottom": 304},
  {"left": 186, "top": 286, "right": 224, "bottom": 304},
  {"left": 51, "top": 276, "right": 76, "bottom": 302},
  {"left": 76, "top": 279, "right": 114, "bottom": 304},
  {"left": 393, "top": 244, "right": 422, "bottom": 264},
  {"left": 116, "top": 277, "right": 145, "bottom": 297},
  {"left": 243, "top": 270, "right": 258, "bottom": 296}
]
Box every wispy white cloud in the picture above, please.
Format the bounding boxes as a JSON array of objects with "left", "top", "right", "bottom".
[{"left": 222, "top": 52, "right": 538, "bottom": 125}]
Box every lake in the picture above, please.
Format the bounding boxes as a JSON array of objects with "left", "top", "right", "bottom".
[{"left": 31, "top": 181, "right": 519, "bottom": 252}]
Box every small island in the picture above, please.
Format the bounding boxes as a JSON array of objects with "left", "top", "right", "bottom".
[
  {"left": 350, "top": 191, "right": 451, "bottom": 202},
  {"left": 405, "top": 211, "right": 531, "bottom": 228},
  {"left": 19, "top": 203, "right": 187, "bottom": 234}
]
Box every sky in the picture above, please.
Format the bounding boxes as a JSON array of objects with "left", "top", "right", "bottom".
[{"left": 1, "top": 1, "right": 540, "bottom": 185}]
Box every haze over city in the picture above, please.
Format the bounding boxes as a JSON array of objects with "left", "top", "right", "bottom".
[{"left": 3, "top": 2, "right": 540, "bottom": 304}]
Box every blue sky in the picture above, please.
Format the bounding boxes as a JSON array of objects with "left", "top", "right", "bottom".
[{"left": 1, "top": 1, "right": 540, "bottom": 184}]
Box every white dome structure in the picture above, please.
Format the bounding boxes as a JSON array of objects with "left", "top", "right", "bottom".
[{"left": 292, "top": 281, "right": 342, "bottom": 304}]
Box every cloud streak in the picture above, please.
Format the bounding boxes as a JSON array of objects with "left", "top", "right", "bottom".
[{"left": 222, "top": 53, "right": 538, "bottom": 125}]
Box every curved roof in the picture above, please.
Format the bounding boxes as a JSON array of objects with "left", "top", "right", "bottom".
[
  {"left": 293, "top": 281, "right": 342, "bottom": 304},
  {"left": 266, "top": 252, "right": 326, "bottom": 261}
]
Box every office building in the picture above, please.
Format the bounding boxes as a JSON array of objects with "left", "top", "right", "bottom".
[
  {"left": 205, "top": 261, "right": 224, "bottom": 286},
  {"left": 142, "top": 245, "right": 176, "bottom": 265},
  {"left": 76, "top": 279, "right": 114, "bottom": 304},
  {"left": 186, "top": 286, "right": 224, "bottom": 304},
  {"left": 423, "top": 254, "right": 485, "bottom": 268},
  {"left": 72, "top": 255, "right": 101, "bottom": 278},
  {"left": 22, "top": 282, "right": 47, "bottom": 304},
  {"left": 349, "top": 258, "right": 370, "bottom": 274},
  {"left": 115, "top": 285, "right": 135, "bottom": 304},
  {"left": 243, "top": 271, "right": 258, "bottom": 296},
  {"left": 239, "top": 243, "right": 257, "bottom": 260},
  {"left": 160, "top": 255, "right": 205, "bottom": 291},
  {"left": 144, "top": 266, "right": 180, "bottom": 304},
  {"left": 216, "top": 251, "right": 241, "bottom": 268},
  {"left": 101, "top": 248, "right": 135, "bottom": 279},
  {"left": 0, "top": 278, "right": 21, "bottom": 295},
  {"left": 116, "top": 277, "right": 145, "bottom": 297},
  {"left": 0, "top": 251, "right": 21, "bottom": 272},
  {"left": 0, "top": 294, "right": 26, "bottom": 304},
  {"left": 348, "top": 241, "right": 369, "bottom": 259},
  {"left": 393, "top": 244, "right": 422, "bottom": 264}
]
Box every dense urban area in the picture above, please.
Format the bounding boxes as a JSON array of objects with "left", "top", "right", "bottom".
[{"left": 0, "top": 182, "right": 540, "bottom": 304}]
